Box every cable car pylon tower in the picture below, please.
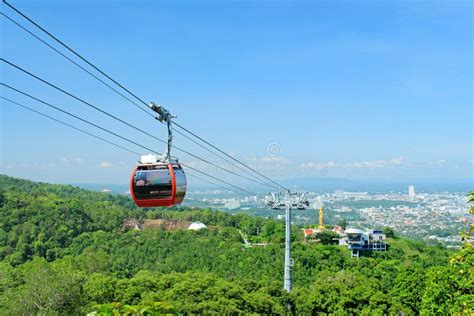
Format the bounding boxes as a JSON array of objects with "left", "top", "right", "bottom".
[
  {"left": 266, "top": 190, "right": 309, "bottom": 293},
  {"left": 283, "top": 192, "right": 293, "bottom": 292}
]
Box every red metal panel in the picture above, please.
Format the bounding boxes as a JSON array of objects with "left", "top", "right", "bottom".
[
  {"left": 134, "top": 197, "right": 174, "bottom": 207},
  {"left": 129, "top": 165, "right": 138, "bottom": 204},
  {"left": 169, "top": 163, "right": 176, "bottom": 206}
]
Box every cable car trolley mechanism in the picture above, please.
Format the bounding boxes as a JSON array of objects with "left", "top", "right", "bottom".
[{"left": 130, "top": 103, "right": 187, "bottom": 207}]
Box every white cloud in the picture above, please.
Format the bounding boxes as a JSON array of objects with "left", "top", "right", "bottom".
[
  {"left": 37, "top": 162, "right": 57, "bottom": 171},
  {"left": 300, "top": 157, "right": 405, "bottom": 171},
  {"left": 248, "top": 156, "right": 291, "bottom": 164},
  {"left": 234, "top": 156, "right": 411, "bottom": 177},
  {"left": 429, "top": 159, "right": 447, "bottom": 167},
  {"left": 349, "top": 157, "right": 404, "bottom": 169},
  {"left": 99, "top": 162, "right": 113, "bottom": 168},
  {"left": 72, "top": 157, "right": 85, "bottom": 164},
  {"left": 60, "top": 157, "right": 85, "bottom": 165}
]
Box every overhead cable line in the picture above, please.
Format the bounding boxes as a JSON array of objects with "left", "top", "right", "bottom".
[
  {"left": 172, "top": 121, "right": 290, "bottom": 192},
  {"left": 173, "top": 127, "right": 280, "bottom": 189},
  {"left": 1, "top": 83, "right": 158, "bottom": 154},
  {"left": 0, "top": 82, "right": 258, "bottom": 194},
  {"left": 0, "top": 88, "right": 256, "bottom": 196},
  {"left": 0, "top": 12, "right": 154, "bottom": 119},
  {"left": 2, "top": 0, "right": 151, "bottom": 110},
  {"left": 1, "top": 12, "right": 276, "bottom": 189},
  {"left": 2, "top": 96, "right": 247, "bottom": 195},
  {"left": 1, "top": 96, "right": 141, "bottom": 156},
  {"left": 0, "top": 59, "right": 274, "bottom": 189},
  {"left": 182, "top": 171, "right": 248, "bottom": 196},
  {"left": 2, "top": 0, "right": 287, "bottom": 191}
]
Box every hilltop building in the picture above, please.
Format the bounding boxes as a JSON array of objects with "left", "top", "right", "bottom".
[
  {"left": 302, "top": 225, "right": 344, "bottom": 241},
  {"left": 303, "top": 229, "right": 315, "bottom": 239},
  {"left": 341, "top": 228, "right": 387, "bottom": 258},
  {"left": 188, "top": 222, "right": 207, "bottom": 230}
]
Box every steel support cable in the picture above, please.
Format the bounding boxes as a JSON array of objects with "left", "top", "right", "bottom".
[
  {"left": 1, "top": 82, "right": 261, "bottom": 192},
  {"left": 180, "top": 166, "right": 255, "bottom": 196},
  {"left": 3, "top": 2, "right": 286, "bottom": 193},
  {"left": 2, "top": 0, "right": 151, "bottom": 109},
  {"left": 0, "top": 60, "right": 272, "bottom": 188},
  {"left": 0, "top": 84, "right": 159, "bottom": 154},
  {"left": 173, "top": 127, "right": 279, "bottom": 189},
  {"left": 172, "top": 121, "right": 290, "bottom": 192},
  {"left": 0, "top": 12, "right": 155, "bottom": 119},
  {"left": 1, "top": 12, "right": 276, "bottom": 190},
  {"left": 0, "top": 88, "right": 255, "bottom": 196},
  {"left": 1, "top": 1, "right": 287, "bottom": 191},
  {"left": 2, "top": 1, "right": 284, "bottom": 191},
  {"left": 183, "top": 171, "right": 248, "bottom": 196},
  {"left": 3, "top": 0, "right": 289, "bottom": 191},
  {"left": 1, "top": 96, "right": 141, "bottom": 156},
  {"left": 1, "top": 97, "right": 246, "bottom": 195}
]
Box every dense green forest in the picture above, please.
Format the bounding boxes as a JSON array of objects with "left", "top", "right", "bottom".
[{"left": 0, "top": 175, "right": 472, "bottom": 315}]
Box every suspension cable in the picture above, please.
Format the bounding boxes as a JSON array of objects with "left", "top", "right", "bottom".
[
  {"left": 182, "top": 164, "right": 255, "bottom": 196},
  {"left": 1, "top": 12, "right": 277, "bottom": 190},
  {"left": 0, "top": 90, "right": 256, "bottom": 196},
  {"left": 172, "top": 121, "right": 289, "bottom": 192},
  {"left": 2, "top": 0, "right": 150, "bottom": 108},
  {"left": 0, "top": 12, "right": 154, "bottom": 118},
  {"left": 184, "top": 171, "right": 249, "bottom": 196},
  {"left": 174, "top": 127, "right": 279, "bottom": 189},
  {"left": 0, "top": 85, "right": 158, "bottom": 154},
  {"left": 1, "top": 96, "right": 141, "bottom": 156},
  {"left": 0, "top": 60, "right": 274, "bottom": 189},
  {"left": 2, "top": 1, "right": 288, "bottom": 192},
  {"left": 2, "top": 96, "right": 249, "bottom": 195}
]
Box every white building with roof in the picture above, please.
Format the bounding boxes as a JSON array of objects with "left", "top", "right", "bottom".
[
  {"left": 342, "top": 228, "right": 387, "bottom": 258},
  {"left": 188, "top": 222, "right": 207, "bottom": 231}
]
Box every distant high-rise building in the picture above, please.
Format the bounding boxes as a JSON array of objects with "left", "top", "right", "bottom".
[
  {"left": 224, "top": 198, "right": 240, "bottom": 210},
  {"left": 334, "top": 189, "right": 344, "bottom": 197},
  {"left": 408, "top": 185, "right": 416, "bottom": 198}
]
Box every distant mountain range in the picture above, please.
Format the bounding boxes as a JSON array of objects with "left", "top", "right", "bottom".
[
  {"left": 282, "top": 176, "right": 473, "bottom": 193},
  {"left": 71, "top": 183, "right": 130, "bottom": 195}
]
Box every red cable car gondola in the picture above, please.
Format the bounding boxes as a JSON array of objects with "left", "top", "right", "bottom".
[
  {"left": 130, "top": 103, "right": 187, "bottom": 207},
  {"left": 130, "top": 155, "right": 186, "bottom": 207}
]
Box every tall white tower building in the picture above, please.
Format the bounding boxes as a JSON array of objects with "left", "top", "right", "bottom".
[
  {"left": 408, "top": 185, "right": 416, "bottom": 198},
  {"left": 224, "top": 198, "right": 240, "bottom": 210}
]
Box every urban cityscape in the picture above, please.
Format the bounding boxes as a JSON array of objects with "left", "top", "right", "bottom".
[{"left": 184, "top": 185, "right": 472, "bottom": 246}]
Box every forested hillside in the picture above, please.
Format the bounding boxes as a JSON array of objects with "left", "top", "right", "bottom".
[{"left": 0, "top": 175, "right": 472, "bottom": 315}]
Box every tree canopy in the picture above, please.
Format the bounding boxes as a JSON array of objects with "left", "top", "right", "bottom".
[{"left": 0, "top": 175, "right": 471, "bottom": 315}]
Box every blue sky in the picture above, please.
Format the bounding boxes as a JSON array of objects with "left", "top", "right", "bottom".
[{"left": 0, "top": 0, "right": 472, "bottom": 186}]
